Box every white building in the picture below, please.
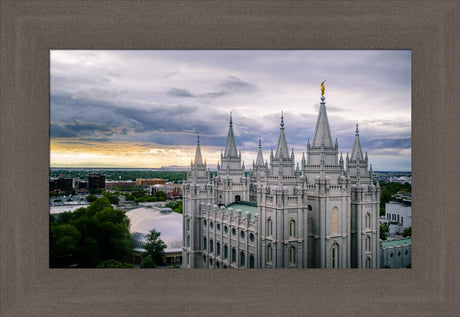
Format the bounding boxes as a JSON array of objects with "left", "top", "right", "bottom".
[
  {"left": 127, "top": 206, "right": 183, "bottom": 266},
  {"left": 384, "top": 201, "right": 411, "bottom": 236},
  {"left": 182, "top": 92, "right": 380, "bottom": 268}
]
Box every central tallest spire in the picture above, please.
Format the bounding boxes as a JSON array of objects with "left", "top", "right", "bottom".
[
  {"left": 223, "top": 112, "right": 238, "bottom": 158},
  {"left": 312, "top": 95, "right": 333, "bottom": 148}
]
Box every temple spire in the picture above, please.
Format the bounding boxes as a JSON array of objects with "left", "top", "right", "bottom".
[
  {"left": 351, "top": 122, "right": 364, "bottom": 161},
  {"left": 255, "top": 138, "right": 264, "bottom": 166},
  {"left": 223, "top": 112, "right": 238, "bottom": 158},
  {"left": 275, "top": 111, "right": 290, "bottom": 159},
  {"left": 312, "top": 94, "right": 333, "bottom": 147},
  {"left": 194, "top": 132, "right": 203, "bottom": 166}
]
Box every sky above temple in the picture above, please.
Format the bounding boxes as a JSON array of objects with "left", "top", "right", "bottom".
[{"left": 50, "top": 50, "right": 411, "bottom": 171}]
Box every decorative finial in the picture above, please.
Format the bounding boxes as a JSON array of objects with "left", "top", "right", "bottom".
[
  {"left": 281, "top": 111, "right": 284, "bottom": 127},
  {"left": 197, "top": 131, "right": 200, "bottom": 144},
  {"left": 321, "top": 80, "right": 326, "bottom": 96},
  {"left": 258, "top": 138, "right": 261, "bottom": 147},
  {"left": 356, "top": 121, "right": 359, "bottom": 134},
  {"left": 230, "top": 112, "right": 233, "bottom": 126}
]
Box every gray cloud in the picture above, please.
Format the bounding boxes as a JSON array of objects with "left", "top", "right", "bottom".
[{"left": 166, "top": 88, "right": 195, "bottom": 97}]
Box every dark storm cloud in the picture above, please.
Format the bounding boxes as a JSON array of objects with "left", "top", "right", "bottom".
[
  {"left": 166, "top": 88, "right": 195, "bottom": 97},
  {"left": 50, "top": 121, "right": 115, "bottom": 138}
]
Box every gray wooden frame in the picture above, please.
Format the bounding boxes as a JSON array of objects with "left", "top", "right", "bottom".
[{"left": 1, "top": 1, "right": 459, "bottom": 316}]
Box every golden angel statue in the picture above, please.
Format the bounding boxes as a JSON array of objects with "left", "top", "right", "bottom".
[{"left": 321, "top": 80, "right": 326, "bottom": 96}]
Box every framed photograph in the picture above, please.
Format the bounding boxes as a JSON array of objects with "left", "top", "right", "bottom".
[
  {"left": 49, "top": 50, "right": 411, "bottom": 270},
  {"left": 1, "top": 1, "right": 458, "bottom": 316}
]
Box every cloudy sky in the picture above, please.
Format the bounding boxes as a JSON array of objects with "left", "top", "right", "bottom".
[{"left": 50, "top": 50, "right": 411, "bottom": 171}]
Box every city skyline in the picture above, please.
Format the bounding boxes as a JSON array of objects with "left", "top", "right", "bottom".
[{"left": 50, "top": 50, "right": 411, "bottom": 171}]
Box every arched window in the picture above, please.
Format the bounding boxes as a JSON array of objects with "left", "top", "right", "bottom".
[
  {"left": 249, "top": 255, "right": 255, "bottom": 268},
  {"left": 331, "top": 244, "right": 339, "bottom": 268},
  {"left": 366, "top": 213, "right": 371, "bottom": 229},
  {"left": 266, "top": 244, "right": 273, "bottom": 263},
  {"left": 289, "top": 246, "right": 296, "bottom": 265},
  {"left": 240, "top": 251, "right": 245, "bottom": 267},
  {"left": 187, "top": 235, "right": 190, "bottom": 247},
  {"left": 366, "top": 257, "right": 371, "bottom": 268},
  {"left": 224, "top": 245, "right": 228, "bottom": 259},
  {"left": 366, "top": 236, "right": 371, "bottom": 252},
  {"left": 267, "top": 218, "right": 272, "bottom": 236},
  {"left": 289, "top": 220, "right": 296, "bottom": 238},
  {"left": 203, "top": 237, "right": 207, "bottom": 250},
  {"left": 331, "top": 207, "right": 338, "bottom": 234},
  {"left": 216, "top": 242, "right": 221, "bottom": 256},
  {"left": 210, "top": 239, "right": 214, "bottom": 253},
  {"left": 186, "top": 218, "right": 190, "bottom": 231},
  {"left": 231, "top": 248, "right": 236, "bottom": 262}
]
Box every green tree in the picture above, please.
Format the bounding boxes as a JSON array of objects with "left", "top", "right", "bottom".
[
  {"left": 141, "top": 229, "right": 167, "bottom": 268},
  {"left": 102, "top": 191, "right": 120, "bottom": 204},
  {"left": 402, "top": 226, "right": 411, "bottom": 237},
  {"left": 126, "top": 194, "right": 135, "bottom": 201},
  {"left": 50, "top": 223, "right": 81, "bottom": 267},
  {"left": 140, "top": 254, "right": 156, "bottom": 268},
  {"left": 166, "top": 200, "right": 182, "bottom": 214},
  {"left": 86, "top": 194, "right": 97, "bottom": 202},
  {"left": 50, "top": 197, "right": 134, "bottom": 268},
  {"left": 379, "top": 222, "right": 390, "bottom": 241},
  {"left": 154, "top": 190, "right": 166, "bottom": 201}
]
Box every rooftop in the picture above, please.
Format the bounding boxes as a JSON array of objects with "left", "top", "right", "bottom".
[
  {"left": 225, "top": 202, "right": 258, "bottom": 220},
  {"left": 381, "top": 237, "right": 412, "bottom": 248},
  {"left": 126, "top": 206, "right": 183, "bottom": 253}
]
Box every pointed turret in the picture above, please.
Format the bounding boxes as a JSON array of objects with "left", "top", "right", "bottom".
[
  {"left": 255, "top": 138, "right": 265, "bottom": 166},
  {"left": 351, "top": 122, "right": 364, "bottom": 161},
  {"left": 188, "top": 132, "right": 207, "bottom": 183},
  {"left": 194, "top": 132, "right": 204, "bottom": 166},
  {"left": 312, "top": 96, "right": 333, "bottom": 147},
  {"left": 275, "top": 111, "right": 289, "bottom": 159},
  {"left": 224, "top": 112, "right": 238, "bottom": 158}
]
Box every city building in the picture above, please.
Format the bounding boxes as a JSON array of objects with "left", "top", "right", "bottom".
[
  {"left": 49, "top": 177, "right": 73, "bottom": 192},
  {"left": 149, "top": 183, "right": 183, "bottom": 199},
  {"left": 105, "top": 180, "right": 137, "bottom": 189},
  {"left": 75, "top": 180, "right": 88, "bottom": 193},
  {"left": 87, "top": 173, "right": 105, "bottom": 191},
  {"left": 135, "top": 178, "right": 166, "bottom": 186},
  {"left": 182, "top": 93, "right": 381, "bottom": 269}
]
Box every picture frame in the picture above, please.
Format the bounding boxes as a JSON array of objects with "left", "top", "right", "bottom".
[{"left": 1, "top": 1, "right": 458, "bottom": 316}]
